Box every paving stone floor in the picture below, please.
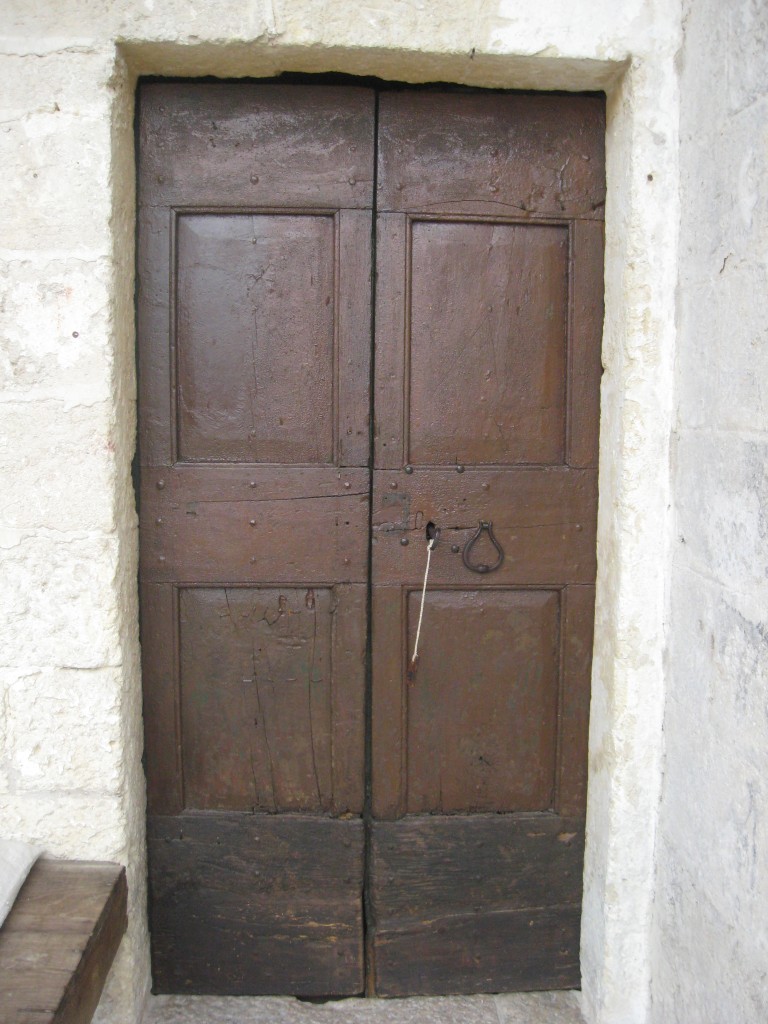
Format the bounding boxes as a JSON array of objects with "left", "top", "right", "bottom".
[{"left": 143, "top": 992, "right": 585, "bottom": 1024}]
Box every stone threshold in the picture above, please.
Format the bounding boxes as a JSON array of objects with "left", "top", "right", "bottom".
[{"left": 142, "top": 991, "right": 585, "bottom": 1024}]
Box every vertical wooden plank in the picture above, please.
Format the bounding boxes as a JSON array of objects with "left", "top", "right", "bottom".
[
  {"left": 331, "top": 584, "right": 367, "bottom": 814},
  {"left": 371, "top": 585, "right": 406, "bottom": 819},
  {"left": 373, "top": 214, "right": 407, "bottom": 469},
  {"left": 140, "top": 582, "right": 182, "bottom": 815},
  {"left": 338, "top": 210, "right": 372, "bottom": 468},
  {"left": 557, "top": 584, "right": 595, "bottom": 815},
  {"left": 568, "top": 219, "right": 604, "bottom": 468},
  {"left": 136, "top": 205, "right": 173, "bottom": 467}
]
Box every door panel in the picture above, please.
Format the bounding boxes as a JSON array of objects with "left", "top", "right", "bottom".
[
  {"left": 402, "top": 587, "right": 561, "bottom": 814},
  {"left": 176, "top": 212, "right": 337, "bottom": 464},
  {"left": 407, "top": 220, "right": 568, "bottom": 466},
  {"left": 148, "top": 814, "right": 364, "bottom": 996},
  {"left": 369, "top": 816, "right": 583, "bottom": 996},
  {"left": 138, "top": 84, "right": 374, "bottom": 995},
  {"left": 369, "top": 91, "right": 603, "bottom": 995},
  {"left": 138, "top": 82, "right": 604, "bottom": 998}
]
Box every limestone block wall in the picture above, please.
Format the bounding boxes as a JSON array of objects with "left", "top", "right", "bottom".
[
  {"left": 0, "top": 3, "right": 683, "bottom": 1023},
  {"left": 0, "top": 42, "right": 147, "bottom": 1019},
  {"left": 650, "top": 2, "right": 768, "bottom": 1022}
]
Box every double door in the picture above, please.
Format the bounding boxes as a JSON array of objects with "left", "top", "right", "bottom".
[{"left": 137, "top": 82, "right": 604, "bottom": 997}]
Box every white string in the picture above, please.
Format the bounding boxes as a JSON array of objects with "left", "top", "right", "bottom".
[{"left": 412, "top": 536, "right": 436, "bottom": 664}]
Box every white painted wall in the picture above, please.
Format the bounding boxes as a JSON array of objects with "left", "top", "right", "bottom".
[
  {"left": 649, "top": 2, "right": 768, "bottom": 1022},
  {"left": 0, "top": 2, "right": 718, "bottom": 1022}
]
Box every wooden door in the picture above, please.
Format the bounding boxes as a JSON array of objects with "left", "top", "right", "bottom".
[
  {"left": 137, "top": 83, "right": 374, "bottom": 995},
  {"left": 369, "top": 92, "right": 604, "bottom": 995},
  {"left": 137, "top": 81, "right": 604, "bottom": 998}
]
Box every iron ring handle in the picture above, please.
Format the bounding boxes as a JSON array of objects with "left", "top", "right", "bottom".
[{"left": 462, "top": 520, "right": 505, "bottom": 574}]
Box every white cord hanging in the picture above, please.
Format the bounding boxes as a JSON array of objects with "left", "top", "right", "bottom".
[{"left": 408, "top": 533, "right": 436, "bottom": 681}]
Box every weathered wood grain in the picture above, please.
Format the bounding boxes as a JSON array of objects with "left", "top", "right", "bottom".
[
  {"left": 147, "top": 814, "right": 364, "bottom": 995},
  {"left": 139, "top": 83, "right": 375, "bottom": 210},
  {"left": 369, "top": 815, "right": 583, "bottom": 995},
  {"left": 0, "top": 861, "right": 127, "bottom": 1024},
  {"left": 369, "top": 88, "right": 602, "bottom": 996},
  {"left": 377, "top": 92, "right": 605, "bottom": 219},
  {"left": 371, "top": 467, "right": 597, "bottom": 587}
]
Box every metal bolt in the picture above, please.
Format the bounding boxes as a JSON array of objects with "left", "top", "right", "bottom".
[
  {"left": 250, "top": 556, "right": 257, "bottom": 563},
  {"left": 250, "top": 173, "right": 259, "bottom": 183},
  {"left": 404, "top": 464, "right": 413, "bottom": 474},
  {"left": 348, "top": 177, "right": 356, "bottom": 186},
  {"left": 482, "top": 482, "right": 489, "bottom": 491},
  {"left": 155, "top": 517, "right": 163, "bottom": 525},
  {"left": 576, "top": 523, "right": 583, "bottom": 532},
  {"left": 456, "top": 465, "right": 465, "bottom": 474},
  {"left": 249, "top": 519, "right": 256, "bottom": 527},
  {"left": 400, "top": 536, "right": 409, "bottom": 546},
  {"left": 451, "top": 544, "right": 460, "bottom": 554},
  {"left": 156, "top": 479, "right": 165, "bottom": 489},
  {"left": 344, "top": 481, "right": 351, "bottom": 489},
  {"left": 390, "top": 481, "right": 398, "bottom": 490},
  {"left": 158, "top": 555, "right": 166, "bottom": 563}
]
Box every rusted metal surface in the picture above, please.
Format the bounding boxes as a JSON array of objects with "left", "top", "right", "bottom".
[
  {"left": 138, "top": 82, "right": 604, "bottom": 998},
  {"left": 461, "top": 520, "right": 505, "bottom": 574}
]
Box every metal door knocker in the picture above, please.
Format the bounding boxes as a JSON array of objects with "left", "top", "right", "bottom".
[{"left": 462, "top": 520, "right": 505, "bottom": 574}]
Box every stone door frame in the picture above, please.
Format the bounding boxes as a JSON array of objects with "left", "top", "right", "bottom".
[{"left": 107, "top": 42, "right": 676, "bottom": 1024}]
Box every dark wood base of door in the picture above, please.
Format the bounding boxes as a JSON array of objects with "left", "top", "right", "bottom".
[
  {"left": 369, "top": 815, "right": 583, "bottom": 996},
  {"left": 147, "top": 814, "right": 365, "bottom": 996}
]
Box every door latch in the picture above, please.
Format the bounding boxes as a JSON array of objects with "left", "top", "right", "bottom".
[{"left": 462, "top": 520, "right": 505, "bottom": 574}]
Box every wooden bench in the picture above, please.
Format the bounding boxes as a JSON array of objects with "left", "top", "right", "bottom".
[{"left": 0, "top": 860, "right": 127, "bottom": 1024}]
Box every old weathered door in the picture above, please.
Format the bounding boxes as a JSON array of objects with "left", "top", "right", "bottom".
[
  {"left": 137, "top": 81, "right": 604, "bottom": 997},
  {"left": 369, "top": 92, "right": 603, "bottom": 995},
  {"left": 138, "top": 83, "right": 374, "bottom": 994}
]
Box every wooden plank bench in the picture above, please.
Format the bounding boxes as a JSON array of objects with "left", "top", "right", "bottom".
[{"left": 0, "top": 860, "right": 127, "bottom": 1024}]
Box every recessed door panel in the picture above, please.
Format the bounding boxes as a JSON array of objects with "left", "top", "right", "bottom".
[
  {"left": 176, "top": 213, "right": 337, "bottom": 465},
  {"left": 178, "top": 586, "right": 360, "bottom": 814},
  {"left": 408, "top": 220, "right": 568, "bottom": 466},
  {"left": 403, "top": 587, "right": 560, "bottom": 814}
]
